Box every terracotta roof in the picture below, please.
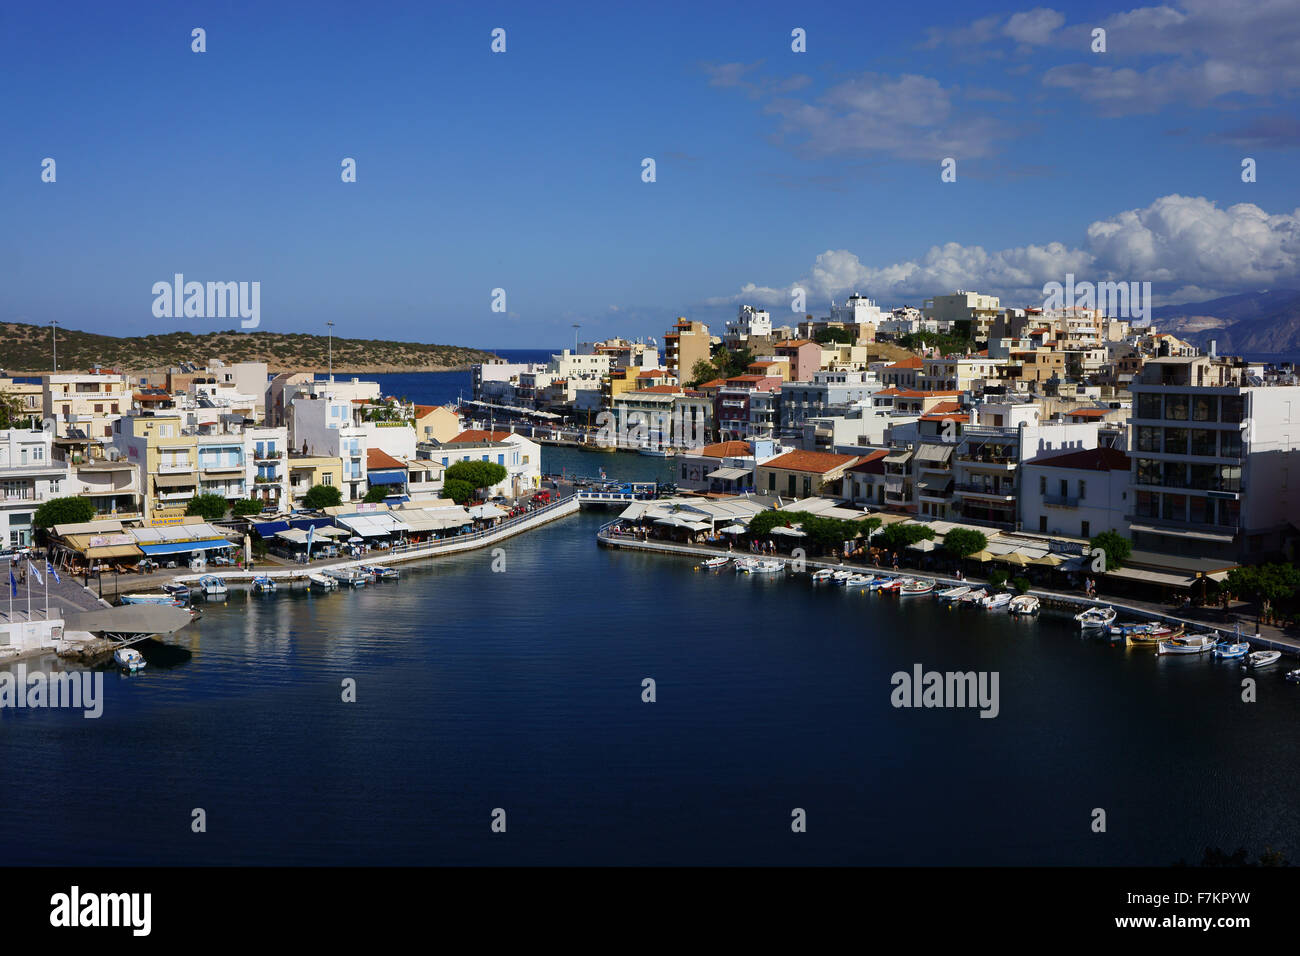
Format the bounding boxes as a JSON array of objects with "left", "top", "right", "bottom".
[
  {"left": 1027, "top": 447, "right": 1131, "bottom": 472},
  {"left": 920, "top": 413, "right": 970, "bottom": 423},
  {"left": 697, "top": 378, "right": 728, "bottom": 389},
  {"left": 636, "top": 369, "right": 668, "bottom": 378},
  {"left": 726, "top": 375, "right": 767, "bottom": 383},
  {"left": 694, "top": 440, "right": 752, "bottom": 459},
  {"left": 630, "top": 385, "right": 683, "bottom": 394},
  {"left": 777, "top": 339, "right": 816, "bottom": 348},
  {"left": 449, "top": 430, "right": 513, "bottom": 443},
  {"left": 927, "top": 401, "right": 963, "bottom": 414},
  {"left": 412, "top": 404, "right": 442, "bottom": 416},
  {"left": 366, "top": 449, "right": 406, "bottom": 471},
  {"left": 885, "top": 356, "right": 924, "bottom": 369},
  {"left": 897, "top": 389, "right": 961, "bottom": 399},
  {"left": 761, "top": 450, "right": 860, "bottom": 474},
  {"left": 1065, "top": 408, "right": 1108, "bottom": 418},
  {"left": 847, "top": 449, "right": 890, "bottom": 474}
]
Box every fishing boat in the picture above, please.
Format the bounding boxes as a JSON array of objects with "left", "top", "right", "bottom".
[
  {"left": 119, "top": 592, "right": 182, "bottom": 606},
  {"left": 1246, "top": 650, "right": 1282, "bottom": 669},
  {"left": 161, "top": 582, "right": 190, "bottom": 601},
  {"left": 1212, "top": 641, "right": 1250, "bottom": 659},
  {"left": 308, "top": 572, "right": 337, "bottom": 591},
  {"left": 1157, "top": 634, "right": 1219, "bottom": 655},
  {"left": 1109, "top": 621, "right": 1156, "bottom": 637},
  {"left": 937, "top": 585, "right": 971, "bottom": 601},
  {"left": 811, "top": 569, "right": 835, "bottom": 584},
  {"left": 369, "top": 566, "right": 399, "bottom": 580},
  {"left": 733, "top": 558, "right": 759, "bottom": 574},
  {"left": 981, "top": 591, "right": 1012, "bottom": 610},
  {"left": 1074, "top": 605, "right": 1116, "bottom": 629},
  {"left": 197, "top": 574, "right": 228, "bottom": 598},
  {"left": 698, "top": 556, "right": 730, "bottom": 571},
  {"left": 830, "top": 569, "right": 857, "bottom": 585},
  {"left": 900, "top": 579, "right": 936, "bottom": 597},
  {"left": 843, "top": 574, "right": 874, "bottom": 589},
  {"left": 113, "top": 647, "right": 146, "bottom": 673},
  {"left": 251, "top": 575, "right": 277, "bottom": 594},
  {"left": 637, "top": 446, "right": 675, "bottom": 457},
  {"left": 959, "top": 588, "right": 987, "bottom": 605},
  {"left": 325, "top": 568, "right": 367, "bottom": 588},
  {"left": 1007, "top": 595, "right": 1040, "bottom": 616},
  {"left": 1285, "top": 669, "right": 1300, "bottom": 684}
]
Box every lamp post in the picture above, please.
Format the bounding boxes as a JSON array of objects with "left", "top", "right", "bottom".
[
  {"left": 51, "top": 319, "right": 58, "bottom": 372},
  {"left": 327, "top": 321, "right": 335, "bottom": 384}
]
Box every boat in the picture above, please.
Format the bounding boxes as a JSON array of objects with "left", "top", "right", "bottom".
[
  {"left": 119, "top": 592, "right": 182, "bottom": 606},
  {"left": 811, "top": 569, "right": 834, "bottom": 584},
  {"left": 959, "top": 588, "right": 987, "bottom": 605},
  {"left": 1157, "top": 634, "right": 1219, "bottom": 655},
  {"left": 877, "top": 577, "right": 908, "bottom": 592},
  {"left": 843, "top": 574, "right": 874, "bottom": 589},
  {"left": 698, "top": 557, "right": 730, "bottom": 571},
  {"left": 1109, "top": 621, "right": 1157, "bottom": 636},
  {"left": 751, "top": 559, "right": 785, "bottom": 574},
  {"left": 830, "top": 569, "right": 857, "bottom": 585},
  {"left": 637, "top": 444, "right": 674, "bottom": 457},
  {"left": 900, "top": 579, "right": 936, "bottom": 596},
  {"left": 981, "top": 592, "right": 1012, "bottom": 610},
  {"left": 1246, "top": 650, "right": 1282, "bottom": 669},
  {"left": 1212, "top": 641, "right": 1250, "bottom": 659},
  {"left": 161, "top": 582, "right": 190, "bottom": 601},
  {"left": 197, "top": 574, "right": 228, "bottom": 598},
  {"left": 937, "top": 585, "right": 971, "bottom": 601},
  {"left": 308, "top": 572, "right": 337, "bottom": 591},
  {"left": 1074, "top": 605, "right": 1116, "bottom": 629},
  {"left": 1285, "top": 669, "right": 1300, "bottom": 684},
  {"left": 369, "top": 566, "right": 399, "bottom": 580},
  {"left": 1008, "top": 595, "right": 1040, "bottom": 616},
  {"left": 1125, "top": 626, "right": 1184, "bottom": 645},
  {"left": 251, "top": 575, "right": 277, "bottom": 594},
  {"left": 733, "top": 558, "right": 759, "bottom": 574},
  {"left": 113, "top": 647, "right": 146, "bottom": 673},
  {"left": 325, "top": 568, "right": 367, "bottom": 587}
]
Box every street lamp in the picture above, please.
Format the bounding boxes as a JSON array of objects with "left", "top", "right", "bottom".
[{"left": 327, "top": 321, "right": 335, "bottom": 383}]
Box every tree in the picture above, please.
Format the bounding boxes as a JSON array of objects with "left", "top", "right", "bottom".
[
  {"left": 987, "top": 569, "right": 1010, "bottom": 590},
  {"left": 814, "top": 327, "right": 853, "bottom": 345},
  {"left": 232, "top": 498, "right": 264, "bottom": 517},
  {"left": 688, "top": 358, "right": 717, "bottom": 389},
  {"left": 363, "top": 485, "right": 389, "bottom": 504},
  {"left": 873, "top": 522, "right": 936, "bottom": 552},
  {"left": 186, "top": 493, "right": 229, "bottom": 522},
  {"left": 942, "top": 528, "right": 988, "bottom": 559},
  {"left": 1226, "top": 563, "right": 1300, "bottom": 627},
  {"left": 33, "top": 495, "right": 96, "bottom": 535},
  {"left": 443, "top": 478, "right": 474, "bottom": 505},
  {"left": 445, "top": 460, "right": 507, "bottom": 494},
  {"left": 0, "top": 392, "right": 38, "bottom": 430},
  {"left": 303, "top": 483, "right": 343, "bottom": 510},
  {"left": 1012, "top": 576, "right": 1032, "bottom": 594},
  {"left": 1089, "top": 530, "right": 1131, "bottom": 572}
]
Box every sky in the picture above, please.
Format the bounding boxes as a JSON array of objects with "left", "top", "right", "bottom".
[{"left": 3, "top": 0, "right": 1299, "bottom": 349}]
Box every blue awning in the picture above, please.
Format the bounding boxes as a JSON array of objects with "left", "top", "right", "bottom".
[
  {"left": 367, "top": 470, "right": 405, "bottom": 485},
  {"left": 289, "top": 517, "right": 334, "bottom": 531},
  {"left": 253, "top": 520, "right": 290, "bottom": 536},
  {"left": 139, "top": 538, "right": 235, "bottom": 556}
]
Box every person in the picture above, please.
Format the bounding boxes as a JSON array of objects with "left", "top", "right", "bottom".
[{"left": 891, "top": 552, "right": 899, "bottom": 570}]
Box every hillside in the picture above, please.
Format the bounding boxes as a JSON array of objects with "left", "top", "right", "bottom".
[
  {"left": 1154, "top": 290, "right": 1300, "bottom": 353},
  {"left": 0, "top": 323, "right": 498, "bottom": 374}
]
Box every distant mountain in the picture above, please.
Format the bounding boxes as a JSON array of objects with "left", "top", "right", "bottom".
[
  {"left": 1154, "top": 290, "right": 1300, "bottom": 354},
  {"left": 0, "top": 323, "right": 498, "bottom": 375}
]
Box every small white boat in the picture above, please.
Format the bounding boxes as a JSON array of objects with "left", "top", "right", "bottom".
[
  {"left": 1285, "top": 668, "right": 1300, "bottom": 684},
  {"left": 113, "top": 647, "right": 146, "bottom": 673},
  {"left": 937, "top": 585, "right": 971, "bottom": 601},
  {"left": 161, "top": 582, "right": 190, "bottom": 600},
  {"left": 252, "top": 575, "right": 277, "bottom": 594},
  {"left": 308, "top": 572, "right": 337, "bottom": 591},
  {"left": 1246, "top": 650, "right": 1282, "bottom": 668},
  {"left": 1212, "top": 641, "right": 1249, "bottom": 659},
  {"left": 843, "top": 574, "right": 874, "bottom": 589},
  {"left": 751, "top": 559, "right": 785, "bottom": 574},
  {"left": 959, "top": 588, "right": 987, "bottom": 605},
  {"left": 900, "top": 579, "right": 936, "bottom": 596},
  {"left": 830, "top": 569, "right": 856, "bottom": 585},
  {"left": 1158, "top": 634, "right": 1219, "bottom": 655},
  {"left": 733, "top": 558, "right": 758, "bottom": 574},
  {"left": 325, "top": 568, "right": 367, "bottom": 587},
  {"left": 698, "top": 557, "right": 730, "bottom": 571},
  {"left": 361, "top": 564, "right": 400, "bottom": 580},
  {"left": 1074, "top": 605, "right": 1116, "bottom": 629},
  {"left": 981, "top": 592, "right": 1012, "bottom": 610},
  {"left": 637, "top": 446, "right": 674, "bottom": 457},
  {"left": 811, "top": 569, "right": 835, "bottom": 584},
  {"left": 119, "top": 592, "right": 182, "bottom": 606},
  {"left": 198, "top": 574, "right": 228, "bottom": 598},
  {"left": 1008, "top": 595, "right": 1040, "bottom": 616}
]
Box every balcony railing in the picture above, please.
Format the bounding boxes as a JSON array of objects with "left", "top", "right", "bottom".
[
  {"left": 954, "top": 483, "right": 1016, "bottom": 499},
  {"left": 158, "top": 462, "right": 194, "bottom": 474},
  {"left": 1042, "top": 494, "right": 1080, "bottom": 508}
]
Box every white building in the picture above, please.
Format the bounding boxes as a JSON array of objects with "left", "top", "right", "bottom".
[
  {"left": 42, "top": 372, "right": 131, "bottom": 444},
  {"left": 830, "top": 294, "right": 890, "bottom": 330},
  {"left": 418, "top": 430, "right": 541, "bottom": 498},
  {"left": 0, "top": 430, "right": 67, "bottom": 549},
  {"left": 291, "top": 397, "right": 368, "bottom": 501},
  {"left": 1020, "top": 447, "right": 1131, "bottom": 540}
]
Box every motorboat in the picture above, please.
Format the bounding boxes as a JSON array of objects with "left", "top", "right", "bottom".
[
  {"left": 161, "top": 582, "right": 190, "bottom": 601},
  {"left": 113, "top": 647, "right": 146, "bottom": 673},
  {"left": 1285, "top": 668, "right": 1300, "bottom": 684},
  {"left": 811, "top": 569, "right": 834, "bottom": 584},
  {"left": 1109, "top": 621, "right": 1156, "bottom": 636},
  {"left": 197, "top": 575, "right": 228, "bottom": 598},
  {"left": 877, "top": 577, "right": 909, "bottom": 593},
  {"left": 1157, "top": 634, "right": 1219, "bottom": 655},
  {"left": 1212, "top": 641, "right": 1250, "bottom": 659},
  {"left": 119, "top": 592, "right": 183, "bottom": 606},
  {"left": 1008, "top": 595, "right": 1040, "bottom": 616},
  {"left": 325, "top": 568, "right": 367, "bottom": 587},
  {"left": 900, "top": 579, "right": 936, "bottom": 597},
  {"left": 981, "top": 592, "right": 1012, "bottom": 610},
  {"left": 843, "top": 574, "right": 874, "bottom": 589},
  {"left": 1126, "top": 625, "right": 1184, "bottom": 646},
  {"left": 698, "top": 557, "right": 730, "bottom": 571},
  {"left": 959, "top": 588, "right": 987, "bottom": 605},
  {"left": 751, "top": 559, "right": 785, "bottom": 574},
  {"left": 308, "top": 572, "right": 337, "bottom": 591},
  {"left": 733, "top": 558, "right": 759, "bottom": 574},
  {"left": 251, "top": 575, "right": 277, "bottom": 594},
  {"left": 1246, "top": 650, "right": 1282, "bottom": 669},
  {"left": 830, "top": 569, "right": 857, "bottom": 585},
  {"left": 937, "top": 585, "right": 971, "bottom": 601},
  {"left": 1074, "top": 605, "right": 1116, "bottom": 629}
]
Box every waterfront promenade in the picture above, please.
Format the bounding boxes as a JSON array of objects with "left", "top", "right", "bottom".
[{"left": 596, "top": 524, "right": 1300, "bottom": 658}]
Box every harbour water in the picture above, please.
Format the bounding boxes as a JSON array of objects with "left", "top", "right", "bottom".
[{"left": 1, "top": 494, "right": 1297, "bottom": 865}]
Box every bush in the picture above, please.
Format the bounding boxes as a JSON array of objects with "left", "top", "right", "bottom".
[
  {"left": 987, "top": 569, "right": 1009, "bottom": 590},
  {"left": 363, "top": 485, "right": 389, "bottom": 503},
  {"left": 1012, "top": 577, "right": 1032, "bottom": 594},
  {"left": 303, "top": 484, "right": 343, "bottom": 510},
  {"left": 443, "top": 478, "right": 474, "bottom": 505},
  {"left": 33, "top": 495, "right": 97, "bottom": 532},
  {"left": 186, "top": 493, "right": 229, "bottom": 522},
  {"left": 232, "top": 498, "right": 264, "bottom": 517},
  {"left": 873, "top": 522, "right": 936, "bottom": 552},
  {"left": 445, "top": 460, "right": 507, "bottom": 491}
]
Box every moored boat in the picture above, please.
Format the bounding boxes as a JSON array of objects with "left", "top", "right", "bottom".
[
  {"left": 1246, "top": 650, "right": 1281, "bottom": 669},
  {"left": 811, "top": 569, "right": 834, "bottom": 584},
  {"left": 900, "top": 579, "right": 935, "bottom": 596},
  {"left": 308, "top": 572, "right": 337, "bottom": 591},
  {"left": 843, "top": 574, "right": 874, "bottom": 589},
  {"left": 161, "top": 582, "right": 190, "bottom": 601},
  {"left": 1285, "top": 668, "right": 1300, "bottom": 684},
  {"left": 1126, "top": 625, "right": 1185, "bottom": 646},
  {"left": 1157, "top": 634, "right": 1219, "bottom": 655},
  {"left": 1075, "top": 605, "right": 1116, "bottom": 629},
  {"left": 197, "top": 574, "right": 228, "bottom": 598},
  {"left": 325, "top": 568, "right": 367, "bottom": 587},
  {"left": 1212, "top": 641, "right": 1250, "bottom": 659},
  {"left": 751, "top": 559, "right": 785, "bottom": 574},
  {"left": 1007, "top": 595, "right": 1040, "bottom": 616},
  {"left": 698, "top": 556, "right": 730, "bottom": 571},
  {"left": 113, "top": 647, "right": 146, "bottom": 673},
  {"left": 959, "top": 588, "right": 987, "bottom": 605},
  {"left": 252, "top": 575, "right": 277, "bottom": 594},
  {"left": 981, "top": 591, "right": 1012, "bottom": 610},
  {"left": 938, "top": 585, "right": 971, "bottom": 601},
  {"left": 119, "top": 592, "right": 183, "bottom": 606},
  {"left": 830, "top": 569, "right": 856, "bottom": 585}
]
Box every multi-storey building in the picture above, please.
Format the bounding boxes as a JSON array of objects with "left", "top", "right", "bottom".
[
  {"left": 0, "top": 429, "right": 67, "bottom": 548},
  {"left": 663, "top": 319, "right": 711, "bottom": 383},
  {"left": 42, "top": 372, "right": 130, "bottom": 444}
]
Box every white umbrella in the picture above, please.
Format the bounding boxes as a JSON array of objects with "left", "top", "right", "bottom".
[{"left": 719, "top": 523, "right": 747, "bottom": 534}]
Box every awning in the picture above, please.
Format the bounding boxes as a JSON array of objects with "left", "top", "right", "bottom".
[
  {"left": 367, "top": 470, "right": 406, "bottom": 486},
  {"left": 916, "top": 479, "right": 950, "bottom": 493},
  {"left": 707, "top": 467, "right": 750, "bottom": 480},
  {"left": 275, "top": 528, "right": 311, "bottom": 545},
  {"left": 720, "top": 523, "right": 748, "bottom": 534},
  {"left": 138, "top": 538, "right": 235, "bottom": 556},
  {"left": 54, "top": 519, "right": 124, "bottom": 537},
  {"left": 907, "top": 539, "right": 939, "bottom": 552},
  {"left": 253, "top": 520, "right": 291, "bottom": 536},
  {"left": 915, "top": 444, "right": 954, "bottom": 464},
  {"left": 85, "top": 544, "right": 144, "bottom": 559},
  {"left": 154, "top": 473, "right": 197, "bottom": 489},
  {"left": 770, "top": 525, "right": 806, "bottom": 537},
  {"left": 336, "top": 513, "right": 410, "bottom": 537},
  {"left": 1129, "top": 523, "right": 1236, "bottom": 544},
  {"left": 467, "top": 504, "right": 508, "bottom": 519},
  {"left": 1104, "top": 566, "right": 1197, "bottom": 588},
  {"left": 884, "top": 450, "right": 913, "bottom": 464}
]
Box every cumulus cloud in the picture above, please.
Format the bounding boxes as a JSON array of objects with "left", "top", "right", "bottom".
[
  {"left": 705, "top": 195, "right": 1300, "bottom": 309},
  {"left": 1003, "top": 8, "right": 1066, "bottom": 45}
]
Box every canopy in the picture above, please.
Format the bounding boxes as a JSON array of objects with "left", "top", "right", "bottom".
[
  {"left": 769, "top": 525, "right": 806, "bottom": 537},
  {"left": 138, "top": 538, "right": 235, "bottom": 556},
  {"left": 1029, "top": 552, "right": 1065, "bottom": 567},
  {"left": 367, "top": 470, "right": 406, "bottom": 486},
  {"left": 707, "top": 467, "right": 750, "bottom": 480},
  {"left": 153, "top": 473, "right": 197, "bottom": 488},
  {"left": 253, "top": 520, "right": 291, "bottom": 536},
  {"left": 907, "top": 538, "right": 939, "bottom": 552},
  {"left": 915, "top": 444, "right": 954, "bottom": 464},
  {"left": 468, "top": 504, "right": 507, "bottom": 519},
  {"left": 335, "top": 513, "right": 410, "bottom": 537},
  {"left": 719, "top": 523, "right": 747, "bottom": 534},
  {"left": 275, "top": 528, "right": 311, "bottom": 545},
  {"left": 994, "top": 551, "right": 1031, "bottom": 566},
  {"left": 967, "top": 550, "right": 995, "bottom": 562}
]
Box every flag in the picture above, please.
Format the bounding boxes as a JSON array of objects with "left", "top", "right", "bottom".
[
  {"left": 7, "top": 569, "right": 15, "bottom": 597},
  {"left": 27, "top": 560, "right": 42, "bottom": 586},
  {"left": 46, "top": 560, "right": 60, "bottom": 584}
]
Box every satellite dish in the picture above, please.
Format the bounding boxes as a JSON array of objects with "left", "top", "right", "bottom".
[{"left": 106, "top": 447, "right": 122, "bottom": 461}]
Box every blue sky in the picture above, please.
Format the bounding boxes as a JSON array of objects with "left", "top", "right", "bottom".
[{"left": 3, "top": 0, "right": 1298, "bottom": 349}]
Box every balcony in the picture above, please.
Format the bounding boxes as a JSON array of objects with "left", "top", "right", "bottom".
[
  {"left": 158, "top": 462, "right": 194, "bottom": 474},
  {"left": 954, "top": 483, "right": 1016, "bottom": 500},
  {"left": 254, "top": 449, "right": 283, "bottom": 461},
  {"left": 1042, "top": 494, "right": 1080, "bottom": 508},
  {"left": 957, "top": 455, "right": 1017, "bottom": 469}
]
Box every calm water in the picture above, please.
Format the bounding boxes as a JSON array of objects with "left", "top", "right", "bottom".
[{"left": 344, "top": 348, "right": 558, "bottom": 408}]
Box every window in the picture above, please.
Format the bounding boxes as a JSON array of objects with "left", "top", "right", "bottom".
[
  {"left": 1220, "top": 395, "right": 1245, "bottom": 424},
  {"left": 1192, "top": 395, "right": 1216, "bottom": 422},
  {"left": 1136, "top": 426, "right": 1161, "bottom": 452},
  {"left": 1161, "top": 493, "right": 1186, "bottom": 522},
  {"left": 94, "top": 404, "right": 103, "bottom": 413},
  {"left": 1134, "top": 491, "right": 1159, "bottom": 518},
  {"left": 498, "top": 454, "right": 504, "bottom": 466},
  {"left": 1078, "top": 480, "right": 1086, "bottom": 499},
  {"left": 1039, "top": 475, "right": 1046, "bottom": 495},
  {"left": 1059, "top": 479, "right": 1068, "bottom": 498},
  {"left": 1190, "top": 430, "right": 1216, "bottom": 457},
  {"left": 1163, "top": 428, "right": 1188, "bottom": 455},
  {"left": 1137, "top": 393, "right": 1162, "bottom": 420},
  {"left": 1039, "top": 516, "right": 1047, "bottom": 532},
  {"left": 1219, "top": 431, "right": 1243, "bottom": 458},
  {"left": 1165, "top": 394, "right": 1189, "bottom": 421},
  {"left": 1080, "top": 520, "right": 1090, "bottom": 538}
]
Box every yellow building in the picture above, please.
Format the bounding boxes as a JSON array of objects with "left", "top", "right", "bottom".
[
  {"left": 288, "top": 453, "right": 344, "bottom": 507},
  {"left": 116, "top": 414, "right": 199, "bottom": 525}
]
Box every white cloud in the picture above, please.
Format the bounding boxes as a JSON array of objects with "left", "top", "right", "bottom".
[
  {"left": 1003, "top": 8, "right": 1066, "bottom": 45},
  {"left": 706, "top": 195, "right": 1300, "bottom": 309}
]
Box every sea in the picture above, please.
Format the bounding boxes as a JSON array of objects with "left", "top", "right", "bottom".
[{"left": 0, "top": 432, "right": 1296, "bottom": 865}]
